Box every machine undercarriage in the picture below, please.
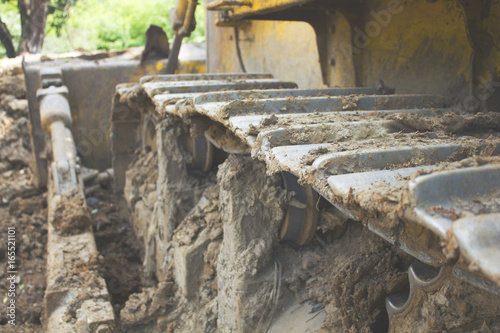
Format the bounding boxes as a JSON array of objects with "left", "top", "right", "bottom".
[{"left": 18, "top": 0, "right": 500, "bottom": 331}]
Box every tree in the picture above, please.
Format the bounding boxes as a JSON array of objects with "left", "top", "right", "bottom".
[
  {"left": 0, "top": 16, "right": 16, "bottom": 57},
  {"left": 0, "top": 0, "right": 75, "bottom": 57},
  {"left": 17, "top": 0, "right": 48, "bottom": 54}
]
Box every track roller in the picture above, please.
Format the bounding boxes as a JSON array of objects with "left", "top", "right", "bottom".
[
  {"left": 186, "top": 134, "right": 214, "bottom": 172},
  {"left": 280, "top": 172, "right": 319, "bottom": 245},
  {"left": 142, "top": 113, "right": 158, "bottom": 152}
]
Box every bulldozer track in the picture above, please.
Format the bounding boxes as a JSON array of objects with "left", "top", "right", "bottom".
[{"left": 111, "top": 73, "right": 500, "bottom": 331}]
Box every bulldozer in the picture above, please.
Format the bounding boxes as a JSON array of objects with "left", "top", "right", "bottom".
[{"left": 23, "top": 0, "right": 500, "bottom": 332}]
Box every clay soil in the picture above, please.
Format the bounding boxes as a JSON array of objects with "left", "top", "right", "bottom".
[{"left": 0, "top": 61, "right": 46, "bottom": 332}]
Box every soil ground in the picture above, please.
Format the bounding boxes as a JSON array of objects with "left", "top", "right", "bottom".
[{"left": 0, "top": 59, "right": 46, "bottom": 332}]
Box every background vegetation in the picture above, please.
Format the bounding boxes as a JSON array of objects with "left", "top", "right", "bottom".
[
  {"left": 0, "top": 1, "right": 21, "bottom": 56},
  {"left": 0, "top": 0, "right": 205, "bottom": 57}
]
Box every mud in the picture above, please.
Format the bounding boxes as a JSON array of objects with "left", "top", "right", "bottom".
[
  {"left": 115, "top": 175, "right": 222, "bottom": 332},
  {"left": 0, "top": 200, "right": 47, "bottom": 331},
  {"left": 0, "top": 75, "right": 38, "bottom": 205},
  {"left": 167, "top": 202, "right": 414, "bottom": 333},
  {"left": 115, "top": 82, "right": 156, "bottom": 117},
  {"left": 256, "top": 122, "right": 391, "bottom": 151},
  {"left": 217, "top": 155, "right": 286, "bottom": 332},
  {"left": 0, "top": 65, "right": 46, "bottom": 332},
  {"left": 297, "top": 133, "right": 499, "bottom": 173},
  {"left": 120, "top": 78, "right": 500, "bottom": 333},
  {"left": 51, "top": 192, "right": 91, "bottom": 235},
  {"left": 172, "top": 98, "right": 198, "bottom": 119},
  {"left": 326, "top": 223, "right": 412, "bottom": 332},
  {"left": 247, "top": 111, "right": 405, "bottom": 134},
  {"left": 49, "top": 253, "right": 107, "bottom": 322},
  {"left": 124, "top": 149, "right": 158, "bottom": 256},
  {"left": 0, "top": 166, "right": 40, "bottom": 204},
  {"left": 242, "top": 110, "right": 500, "bottom": 171},
  {"left": 163, "top": 185, "right": 222, "bottom": 332},
  {"left": 218, "top": 99, "right": 266, "bottom": 120},
  {"left": 120, "top": 282, "right": 174, "bottom": 328},
  {"left": 390, "top": 111, "right": 500, "bottom": 135},
  {"left": 151, "top": 117, "right": 216, "bottom": 280},
  {"left": 0, "top": 73, "right": 27, "bottom": 100},
  {"left": 0, "top": 113, "right": 31, "bottom": 174},
  {"left": 171, "top": 185, "right": 221, "bottom": 248},
  {"left": 206, "top": 122, "right": 250, "bottom": 153},
  {"left": 87, "top": 188, "right": 148, "bottom": 316},
  {"left": 121, "top": 114, "right": 222, "bottom": 331},
  {"left": 339, "top": 95, "right": 360, "bottom": 110}
]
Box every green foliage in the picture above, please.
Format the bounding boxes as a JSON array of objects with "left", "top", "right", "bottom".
[
  {"left": 46, "top": 0, "right": 79, "bottom": 36},
  {"left": 0, "top": 0, "right": 205, "bottom": 57},
  {"left": 43, "top": 0, "right": 205, "bottom": 53}
]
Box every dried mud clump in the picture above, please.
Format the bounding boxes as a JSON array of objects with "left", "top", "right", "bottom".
[
  {"left": 217, "top": 155, "right": 286, "bottom": 332},
  {"left": 52, "top": 193, "right": 91, "bottom": 235},
  {"left": 124, "top": 149, "right": 158, "bottom": 252},
  {"left": 340, "top": 95, "right": 360, "bottom": 110},
  {"left": 327, "top": 224, "right": 411, "bottom": 333},
  {"left": 389, "top": 111, "right": 500, "bottom": 135},
  {"left": 120, "top": 282, "right": 175, "bottom": 329}
]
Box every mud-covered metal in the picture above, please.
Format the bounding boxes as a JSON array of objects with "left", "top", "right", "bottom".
[
  {"left": 452, "top": 213, "right": 500, "bottom": 285},
  {"left": 37, "top": 85, "right": 79, "bottom": 195},
  {"left": 110, "top": 73, "right": 298, "bottom": 198},
  {"left": 36, "top": 81, "right": 116, "bottom": 332},
  {"left": 114, "top": 73, "right": 500, "bottom": 290},
  {"left": 187, "top": 135, "right": 214, "bottom": 172},
  {"left": 385, "top": 263, "right": 445, "bottom": 326},
  {"left": 410, "top": 165, "right": 500, "bottom": 239},
  {"left": 280, "top": 172, "right": 319, "bottom": 245}
]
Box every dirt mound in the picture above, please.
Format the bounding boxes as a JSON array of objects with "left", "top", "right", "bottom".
[
  {"left": 0, "top": 62, "right": 45, "bottom": 332},
  {"left": 0, "top": 74, "right": 27, "bottom": 100},
  {"left": 51, "top": 193, "right": 92, "bottom": 235}
]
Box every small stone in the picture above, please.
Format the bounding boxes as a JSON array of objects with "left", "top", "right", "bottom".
[
  {"left": 86, "top": 197, "right": 99, "bottom": 209},
  {"left": 436, "top": 294, "right": 448, "bottom": 306},
  {"left": 157, "top": 317, "right": 169, "bottom": 330},
  {"left": 302, "top": 252, "right": 321, "bottom": 270}
]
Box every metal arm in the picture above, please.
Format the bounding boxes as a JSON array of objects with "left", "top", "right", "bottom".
[{"left": 165, "top": 0, "right": 198, "bottom": 74}]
